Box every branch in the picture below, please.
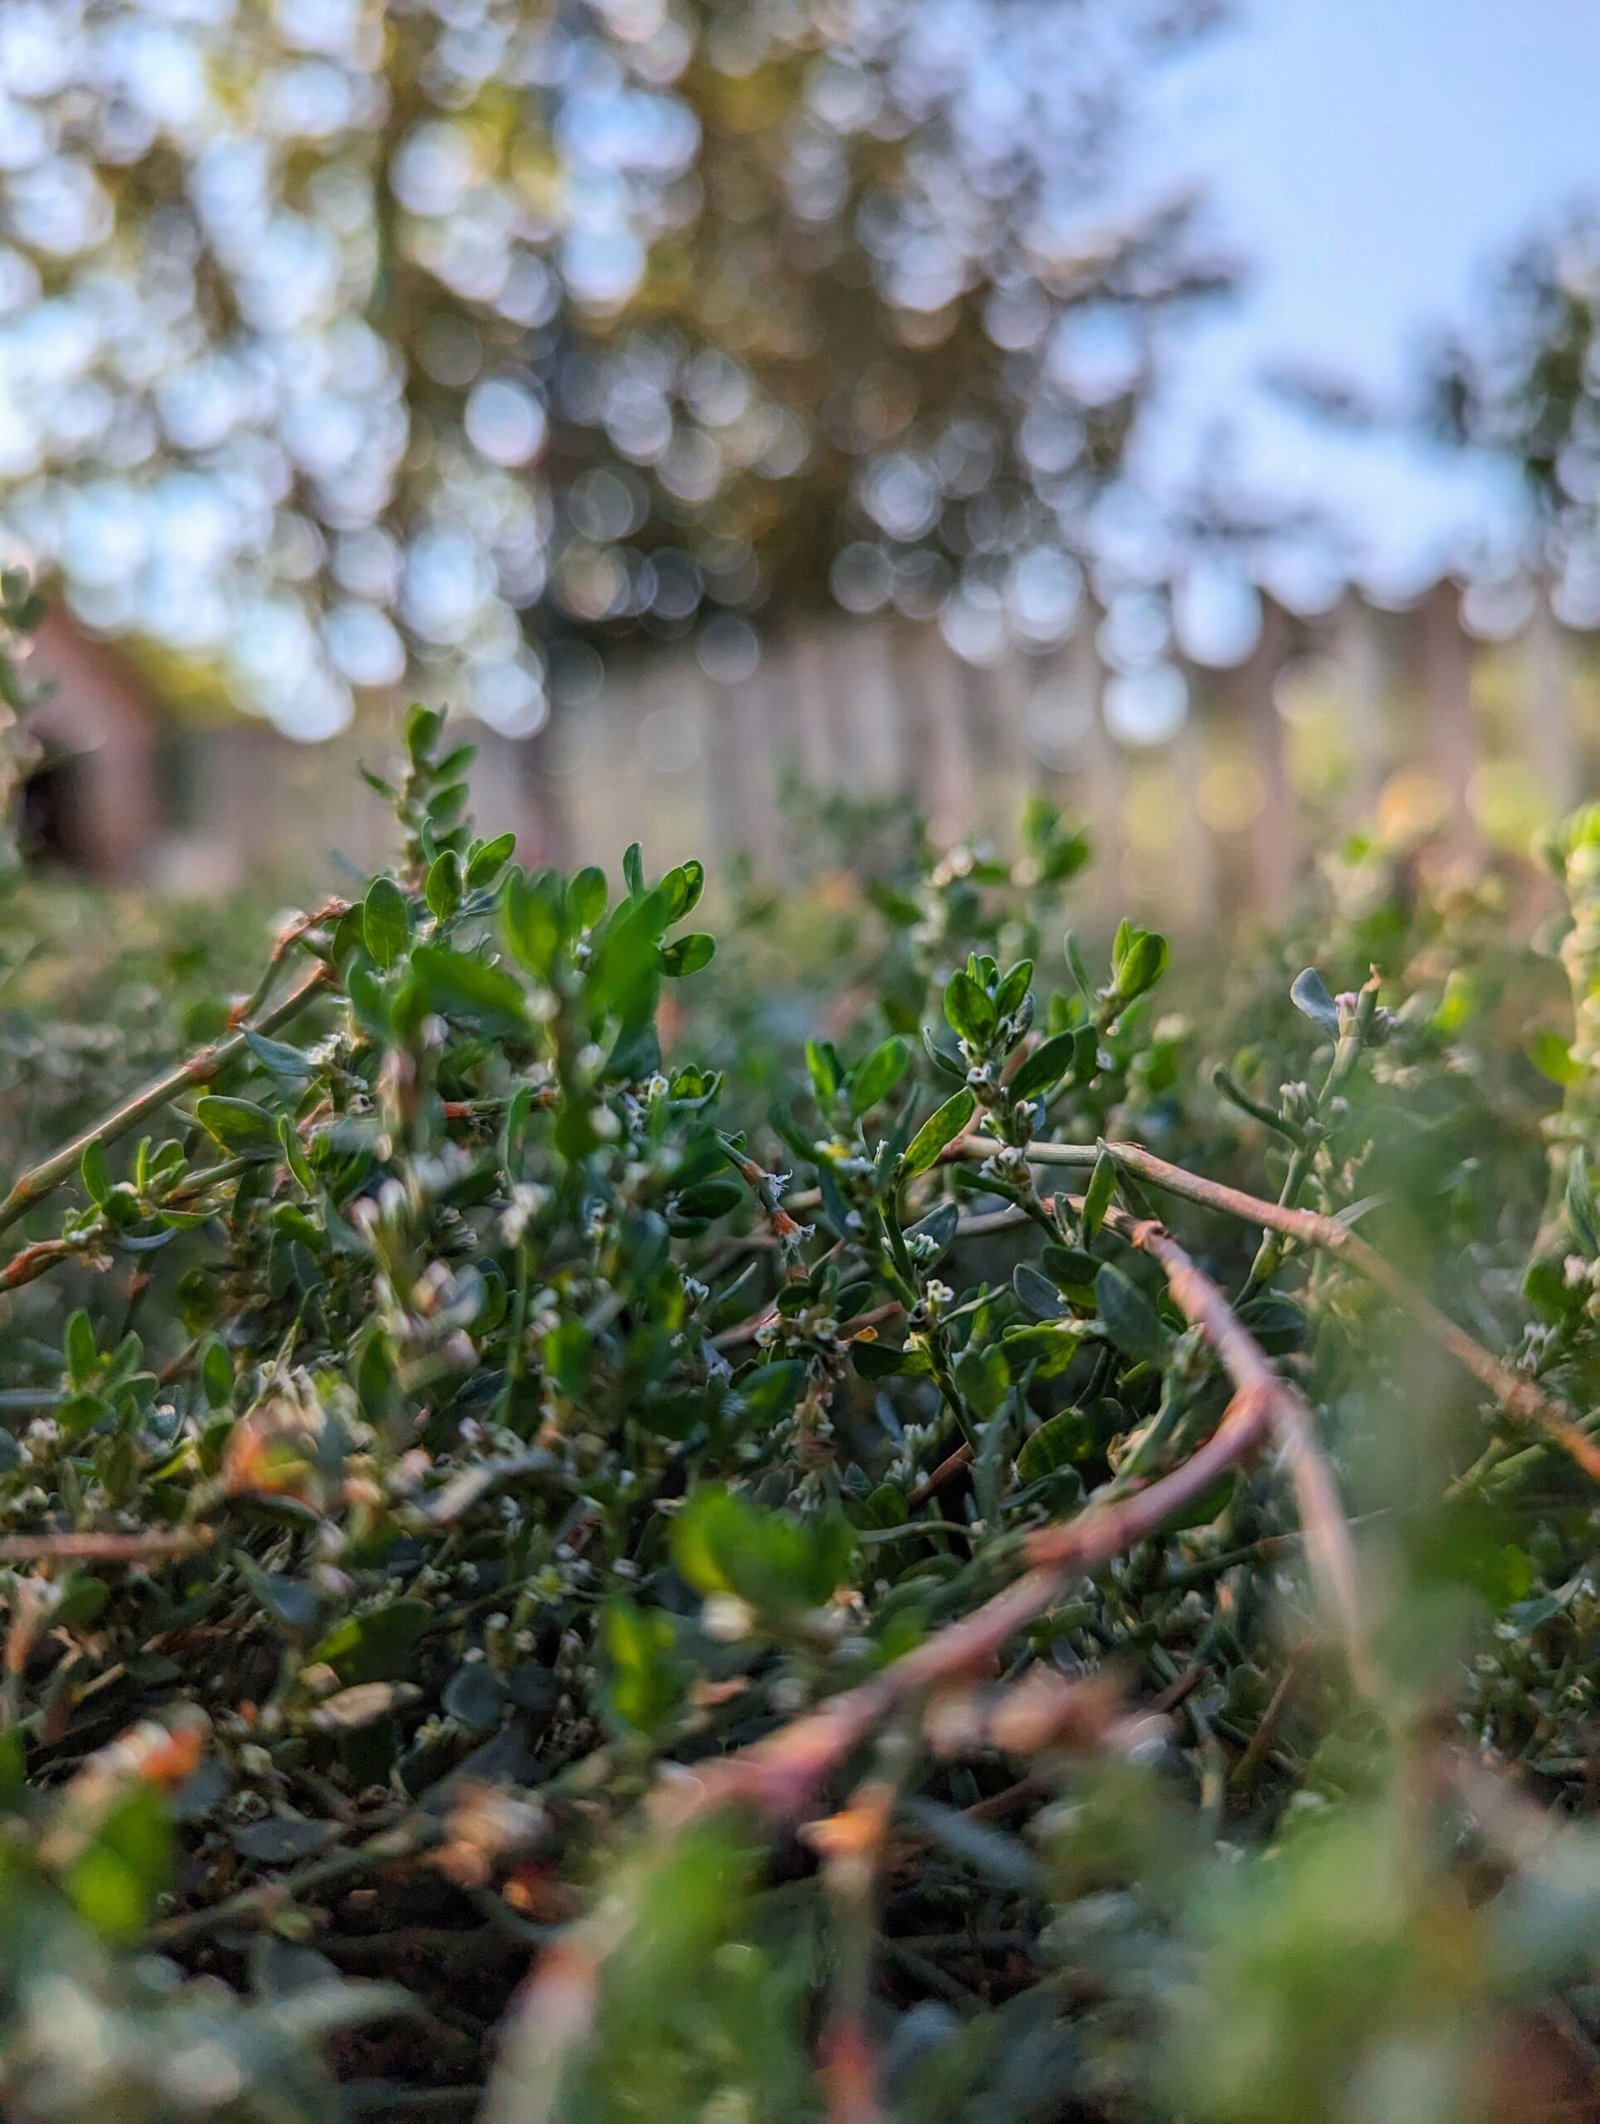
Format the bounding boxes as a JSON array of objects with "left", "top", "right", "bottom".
[
  {"left": 953, "top": 1134, "right": 1600, "bottom": 1485},
  {"left": 0, "top": 1238, "right": 77, "bottom": 1291},
  {"left": 906, "top": 1443, "right": 973, "bottom": 1507},
  {"left": 232, "top": 899, "right": 349, "bottom": 1024},
  {"left": 1099, "top": 1201, "right": 1367, "bottom": 1685},
  {"left": 0, "top": 1528, "right": 215, "bottom": 1565},
  {"left": 710, "top": 1299, "right": 901, "bottom": 1353},
  {"left": 150, "top": 1814, "right": 440, "bottom": 1949},
  {"left": 0, "top": 962, "right": 331, "bottom": 1240}
]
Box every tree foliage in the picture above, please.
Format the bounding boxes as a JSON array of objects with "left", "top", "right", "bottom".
[
  {"left": 1429, "top": 208, "right": 1600, "bottom": 610},
  {"left": 0, "top": 0, "right": 1227, "bottom": 734}
]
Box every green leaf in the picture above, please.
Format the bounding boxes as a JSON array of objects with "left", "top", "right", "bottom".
[
  {"left": 660, "top": 858, "right": 705, "bottom": 922},
  {"left": 1162, "top": 1473, "right": 1237, "bottom": 1531},
  {"left": 403, "top": 943, "right": 528, "bottom": 1037},
  {"left": 79, "top": 1138, "right": 110, "bottom": 1208},
  {"left": 362, "top": 876, "right": 409, "bottom": 969},
  {"left": 278, "top": 1114, "right": 315, "bottom": 1192},
  {"left": 659, "top": 931, "right": 716, "bottom": 977},
  {"left": 1081, "top": 1150, "right": 1117, "bottom": 1241},
  {"left": 311, "top": 1598, "right": 432, "bottom": 1684},
  {"left": 906, "top": 1199, "right": 960, "bottom": 1263},
  {"left": 673, "top": 1488, "right": 855, "bottom": 1614},
  {"left": 1009, "top": 1031, "right": 1079, "bottom": 1103},
  {"left": 425, "top": 848, "right": 462, "bottom": 921},
  {"left": 67, "top": 1785, "right": 171, "bottom": 1941},
  {"left": 54, "top": 1574, "right": 109, "bottom": 1631},
  {"left": 406, "top": 702, "right": 444, "bottom": 761},
  {"left": 902, "top": 1089, "right": 976, "bottom": 1178},
  {"left": 443, "top": 1663, "right": 508, "bottom": 1733},
  {"left": 1524, "top": 1255, "right": 1578, "bottom": 1324},
  {"left": 1096, "top": 1263, "right": 1170, "bottom": 1368},
  {"left": 466, "top": 831, "right": 517, "bottom": 888},
  {"left": 503, "top": 868, "right": 565, "bottom": 978},
  {"left": 1042, "top": 1243, "right": 1100, "bottom": 1297},
  {"left": 805, "top": 1039, "right": 843, "bottom": 1103},
  {"left": 994, "top": 959, "right": 1033, "bottom": 1022},
  {"left": 1237, "top": 1293, "right": 1310, "bottom": 1355},
  {"left": 1290, "top": 967, "right": 1341, "bottom": 1034},
  {"left": 853, "top": 1483, "right": 908, "bottom": 1530},
  {"left": 1036, "top": 823, "right": 1091, "bottom": 883},
  {"left": 1016, "top": 1409, "right": 1092, "bottom": 1482},
  {"left": 245, "top": 1029, "right": 315, "bottom": 1080},
  {"left": 59, "top": 1390, "right": 111, "bottom": 1439},
  {"left": 195, "top": 1097, "right": 281, "bottom": 1154},
  {"left": 346, "top": 964, "right": 392, "bottom": 1037},
  {"left": 1065, "top": 932, "right": 1095, "bottom": 1002},
  {"left": 1021, "top": 792, "right": 1061, "bottom": 857},
  {"left": 233, "top": 1814, "right": 340, "bottom": 1864},
  {"left": 544, "top": 1316, "right": 593, "bottom": 1399},
  {"left": 739, "top": 1360, "right": 808, "bottom": 1424},
  {"left": 944, "top": 969, "right": 997, "bottom": 1047},
  {"left": 604, "top": 1598, "right": 682, "bottom": 1738},
  {"left": 567, "top": 864, "right": 608, "bottom": 932},
  {"left": 234, "top": 1551, "right": 321, "bottom": 1632},
  {"left": 587, "top": 885, "right": 671, "bottom": 1014},
  {"left": 852, "top": 1339, "right": 933, "bottom": 1381},
  {"left": 848, "top": 1036, "right": 910, "bottom": 1115},
  {"left": 1113, "top": 928, "right": 1169, "bottom": 1006},
  {"left": 1012, "top": 1262, "right": 1064, "bottom": 1320},
  {"left": 922, "top": 1027, "right": 967, "bottom": 1081},
  {"left": 672, "top": 1178, "right": 745, "bottom": 1226},
  {"left": 1529, "top": 1029, "right": 1580, "bottom": 1086},
  {"left": 199, "top": 1334, "right": 234, "bottom": 1409},
  {"left": 954, "top": 1342, "right": 1009, "bottom": 1419},
  {"left": 1001, "top": 1323, "right": 1083, "bottom": 1380}
]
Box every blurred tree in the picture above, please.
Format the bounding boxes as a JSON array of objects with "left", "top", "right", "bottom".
[
  {"left": 1428, "top": 210, "right": 1600, "bottom": 622},
  {"left": 0, "top": 0, "right": 1229, "bottom": 738}
]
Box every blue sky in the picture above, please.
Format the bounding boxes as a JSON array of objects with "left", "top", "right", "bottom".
[{"left": 1140, "top": 0, "right": 1600, "bottom": 599}]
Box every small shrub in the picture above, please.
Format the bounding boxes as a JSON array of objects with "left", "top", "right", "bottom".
[{"left": 2, "top": 595, "right": 1600, "bottom": 2120}]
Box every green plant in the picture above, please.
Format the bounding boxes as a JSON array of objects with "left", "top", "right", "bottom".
[{"left": 5, "top": 626, "right": 1600, "bottom": 2119}]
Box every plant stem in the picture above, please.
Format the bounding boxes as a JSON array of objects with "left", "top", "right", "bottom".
[
  {"left": 949, "top": 1132, "right": 1600, "bottom": 1485},
  {"left": 0, "top": 1528, "right": 215, "bottom": 1563},
  {"left": 150, "top": 1814, "right": 441, "bottom": 1949},
  {"left": 0, "top": 963, "right": 331, "bottom": 1240},
  {"left": 1238, "top": 1021, "right": 1365, "bottom": 1302}
]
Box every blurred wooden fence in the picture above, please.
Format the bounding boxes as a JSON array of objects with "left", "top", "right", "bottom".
[
  {"left": 168, "top": 580, "right": 1600, "bottom": 929},
  {"left": 524, "top": 581, "right": 1600, "bottom": 930}
]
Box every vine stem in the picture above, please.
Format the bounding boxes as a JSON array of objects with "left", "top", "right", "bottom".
[
  {"left": 0, "top": 962, "right": 332, "bottom": 1242},
  {"left": 951, "top": 1133, "right": 1600, "bottom": 1485},
  {"left": 480, "top": 1214, "right": 1364, "bottom": 2122}
]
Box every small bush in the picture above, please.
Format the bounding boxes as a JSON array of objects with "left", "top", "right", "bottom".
[{"left": 4, "top": 594, "right": 1600, "bottom": 2121}]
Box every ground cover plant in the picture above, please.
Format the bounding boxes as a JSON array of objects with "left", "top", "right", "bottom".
[{"left": 6, "top": 580, "right": 1600, "bottom": 2123}]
